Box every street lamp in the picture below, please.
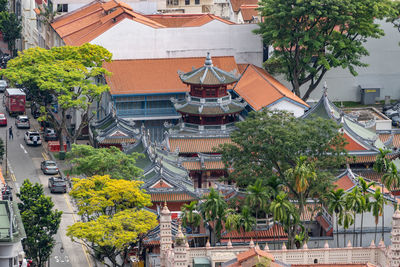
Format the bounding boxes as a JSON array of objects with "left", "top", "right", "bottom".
[{"left": 48, "top": 242, "right": 65, "bottom": 267}]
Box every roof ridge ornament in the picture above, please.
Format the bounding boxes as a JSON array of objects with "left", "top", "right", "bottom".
[
  {"left": 323, "top": 81, "right": 328, "bottom": 96},
  {"left": 204, "top": 52, "right": 213, "bottom": 66}
]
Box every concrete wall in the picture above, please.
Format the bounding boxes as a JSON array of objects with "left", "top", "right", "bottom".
[
  {"left": 91, "top": 19, "right": 263, "bottom": 66},
  {"left": 269, "top": 99, "right": 306, "bottom": 118}
]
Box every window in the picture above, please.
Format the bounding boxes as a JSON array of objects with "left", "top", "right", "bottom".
[
  {"left": 195, "top": 0, "right": 200, "bottom": 4},
  {"left": 185, "top": 0, "right": 190, "bottom": 5},
  {"left": 57, "top": 4, "right": 68, "bottom": 12}
]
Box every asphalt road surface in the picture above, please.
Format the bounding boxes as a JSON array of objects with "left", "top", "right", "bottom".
[{"left": 0, "top": 97, "right": 92, "bottom": 267}]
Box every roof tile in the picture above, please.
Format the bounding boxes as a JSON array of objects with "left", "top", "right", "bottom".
[{"left": 169, "top": 137, "right": 232, "bottom": 153}]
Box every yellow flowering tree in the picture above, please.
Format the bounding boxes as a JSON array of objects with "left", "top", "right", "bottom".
[{"left": 67, "top": 175, "right": 157, "bottom": 267}]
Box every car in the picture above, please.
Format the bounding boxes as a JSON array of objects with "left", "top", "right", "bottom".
[
  {"left": 0, "top": 80, "right": 7, "bottom": 92},
  {"left": 48, "top": 176, "right": 67, "bottom": 193},
  {"left": 392, "top": 116, "right": 400, "bottom": 127},
  {"left": 44, "top": 128, "right": 58, "bottom": 141},
  {"left": 41, "top": 160, "right": 59, "bottom": 175},
  {"left": 384, "top": 108, "right": 399, "bottom": 119},
  {"left": 0, "top": 113, "right": 7, "bottom": 126},
  {"left": 15, "top": 115, "right": 30, "bottom": 128},
  {"left": 24, "top": 131, "right": 42, "bottom": 146}
]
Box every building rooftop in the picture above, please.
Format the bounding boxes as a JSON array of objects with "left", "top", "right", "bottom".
[{"left": 0, "top": 201, "right": 25, "bottom": 243}]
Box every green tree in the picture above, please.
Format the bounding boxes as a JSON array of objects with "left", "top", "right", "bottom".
[
  {"left": 345, "top": 186, "right": 363, "bottom": 246},
  {"left": 67, "top": 144, "right": 143, "bottom": 180},
  {"left": 246, "top": 179, "right": 270, "bottom": 241},
  {"left": 181, "top": 201, "right": 202, "bottom": 239},
  {"left": 199, "top": 188, "right": 228, "bottom": 244},
  {"left": 327, "top": 188, "right": 345, "bottom": 248},
  {"left": 0, "top": 12, "right": 21, "bottom": 57},
  {"left": 219, "top": 110, "right": 347, "bottom": 217},
  {"left": 0, "top": 0, "right": 8, "bottom": 12},
  {"left": 254, "top": 0, "right": 395, "bottom": 100},
  {"left": 225, "top": 207, "right": 256, "bottom": 244},
  {"left": 67, "top": 175, "right": 157, "bottom": 267},
  {"left": 340, "top": 209, "right": 354, "bottom": 248},
  {"left": 2, "top": 44, "right": 112, "bottom": 151},
  {"left": 270, "top": 192, "right": 294, "bottom": 248},
  {"left": 17, "top": 180, "right": 62, "bottom": 267},
  {"left": 371, "top": 188, "right": 385, "bottom": 244},
  {"left": 358, "top": 177, "right": 375, "bottom": 247},
  {"left": 373, "top": 148, "right": 392, "bottom": 242}
]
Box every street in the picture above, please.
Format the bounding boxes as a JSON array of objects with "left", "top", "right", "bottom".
[{"left": 0, "top": 100, "right": 92, "bottom": 267}]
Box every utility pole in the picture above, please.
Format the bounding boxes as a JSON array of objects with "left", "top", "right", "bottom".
[{"left": 5, "top": 131, "right": 7, "bottom": 178}]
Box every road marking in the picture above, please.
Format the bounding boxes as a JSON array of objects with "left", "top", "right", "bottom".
[
  {"left": 42, "top": 152, "right": 49, "bottom": 161},
  {"left": 19, "top": 144, "right": 28, "bottom": 154},
  {"left": 63, "top": 193, "right": 92, "bottom": 267}
]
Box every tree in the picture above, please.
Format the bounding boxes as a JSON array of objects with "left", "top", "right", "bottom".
[
  {"left": 17, "top": 180, "right": 62, "bottom": 267},
  {"left": 2, "top": 44, "right": 112, "bottom": 151},
  {"left": 254, "top": 0, "right": 395, "bottom": 100},
  {"left": 0, "top": 12, "right": 21, "bottom": 57},
  {"left": 0, "top": 137, "right": 4, "bottom": 160},
  {"left": 340, "top": 209, "right": 354, "bottom": 248},
  {"left": 181, "top": 201, "right": 202, "bottom": 238},
  {"left": 270, "top": 192, "right": 294, "bottom": 248},
  {"left": 219, "top": 110, "right": 347, "bottom": 217},
  {"left": 358, "top": 177, "right": 375, "bottom": 247},
  {"left": 371, "top": 188, "right": 385, "bottom": 244},
  {"left": 345, "top": 186, "right": 363, "bottom": 246},
  {"left": 246, "top": 179, "right": 270, "bottom": 241},
  {"left": 327, "top": 188, "right": 345, "bottom": 248},
  {"left": 373, "top": 148, "right": 392, "bottom": 242},
  {"left": 67, "top": 144, "right": 143, "bottom": 180},
  {"left": 225, "top": 206, "right": 256, "bottom": 244},
  {"left": 67, "top": 175, "right": 157, "bottom": 267},
  {"left": 199, "top": 188, "right": 228, "bottom": 244}
]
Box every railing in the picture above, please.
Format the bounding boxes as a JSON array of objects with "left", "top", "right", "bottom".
[
  {"left": 213, "top": 0, "right": 229, "bottom": 3},
  {"left": 181, "top": 122, "right": 236, "bottom": 132},
  {"left": 188, "top": 95, "right": 231, "bottom": 105},
  {"left": 321, "top": 207, "right": 333, "bottom": 225},
  {"left": 117, "top": 108, "right": 179, "bottom": 117}
]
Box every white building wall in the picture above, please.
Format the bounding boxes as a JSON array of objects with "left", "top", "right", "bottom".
[
  {"left": 293, "top": 20, "right": 400, "bottom": 102},
  {"left": 21, "top": 0, "right": 39, "bottom": 49},
  {"left": 90, "top": 19, "right": 263, "bottom": 66},
  {"left": 268, "top": 99, "right": 306, "bottom": 118}
]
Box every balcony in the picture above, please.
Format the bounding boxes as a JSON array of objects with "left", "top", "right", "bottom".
[{"left": 181, "top": 122, "right": 236, "bottom": 132}]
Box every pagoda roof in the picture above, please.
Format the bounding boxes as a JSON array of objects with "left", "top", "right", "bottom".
[
  {"left": 167, "top": 136, "right": 233, "bottom": 154},
  {"left": 181, "top": 153, "right": 225, "bottom": 170},
  {"left": 174, "top": 99, "right": 245, "bottom": 115},
  {"left": 301, "top": 88, "right": 387, "bottom": 155},
  {"left": 179, "top": 53, "right": 239, "bottom": 86},
  {"left": 91, "top": 113, "right": 141, "bottom": 145}
]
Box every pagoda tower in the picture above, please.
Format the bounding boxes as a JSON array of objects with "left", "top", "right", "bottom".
[
  {"left": 390, "top": 208, "right": 400, "bottom": 267},
  {"left": 169, "top": 53, "right": 246, "bottom": 188}
]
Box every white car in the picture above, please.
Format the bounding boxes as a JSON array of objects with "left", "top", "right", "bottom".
[{"left": 24, "top": 131, "right": 42, "bottom": 146}]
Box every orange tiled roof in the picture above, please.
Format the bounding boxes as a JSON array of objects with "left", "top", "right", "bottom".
[
  {"left": 150, "top": 192, "right": 197, "bottom": 202},
  {"left": 221, "top": 224, "right": 287, "bottom": 242},
  {"left": 240, "top": 5, "right": 258, "bottom": 21},
  {"left": 169, "top": 137, "right": 232, "bottom": 153},
  {"left": 236, "top": 248, "right": 275, "bottom": 263},
  {"left": 234, "top": 65, "right": 308, "bottom": 111},
  {"left": 343, "top": 133, "right": 368, "bottom": 151},
  {"left": 146, "top": 13, "right": 235, "bottom": 27},
  {"left": 230, "top": 0, "right": 258, "bottom": 12},
  {"left": 181, "top": 160, "right": 225, "bottom": 170},
  {"left": 237, "top": 64, "right": 249, "bottom": 74},
  {"left": 103, "top": 57, "right": 238, "bottom": 95},
  {"left": 333, "top": 175, "right": 356, "bottom": 191},
  {"left": 379, "top": 133, "right": 400, "bottom": 147}
]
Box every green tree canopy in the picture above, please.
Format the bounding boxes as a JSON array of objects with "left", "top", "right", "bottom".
[
  {"left": 67, "top": 144, "right": 143, "bottom": 180},
  {"left": 254, "top": 0, "right": 396, "bottom": 100},
  {"left": 219, "top": 110, "right": 348, "bottom": 189},
  {"left": 67, "top": 175, "right": 156, "bottom": 267},
  {"left": 17, "top": 180, "right": 62, "bottom": 267},
  {"left": 1, "top": 44, "right": 112, "bottom": 148},
  {"left": 0, "top": 12, "right": 21, "bottom": 56}
]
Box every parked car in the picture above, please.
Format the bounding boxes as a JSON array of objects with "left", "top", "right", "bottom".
[
  {"left": 15, "top": 115, "right": 30, "bottom": 128},
  {"left": 392, "top": 116, "right": 400, "bottom": 127},
  {"left": 44, "top": 128, "right": 58, "bottom": 141},
  {"left": 24, "top": 131, "right": 42, "bottom": 146},
  {"left": 0, "top": 113, "right": 7, "bottom": 126},
  {"left": 41, "top": 160, "right": 59, "bottom": 175},
  {"left": 48, "top": 177, "right": 67, "bottom": 193},
  {"left": 0, "top": 80, "right": 7, "bottom": 92}
]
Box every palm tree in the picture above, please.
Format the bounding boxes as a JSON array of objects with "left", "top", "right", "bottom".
[
  {"left": 246, "top": 179, "right": 270, "bottom": 241},
  {"left": 270, "top": 192, "right": 292, "bottom": 248},
  {"left": 239, "top": 206, "right": 256, "bottom": 244},
  {"left": 199, "top": 188, "right": 227, "bottom": 244},
  {"left": 340, "top": 209, "right": 354, "bottom": 247},
  {"left": 373, "top": 148, "right": 391, "bottom": 242},
  {"left": 285, "top": 156, "right": 317, "bottom": 219},
  {"left": 358, "top": 177, "right": 375, "bottom": 247},
  {"left": 181, "top": 201, "right": 202, "bottom": 246},
  {"left": 371, "top": 188, "right": 385, "bottom": 244},
  {"left": 327, "top": 188, "right": 345, "bottom": 248},
  {"left": 345, "top": 186, "right": 363, "bottom": 246}
]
